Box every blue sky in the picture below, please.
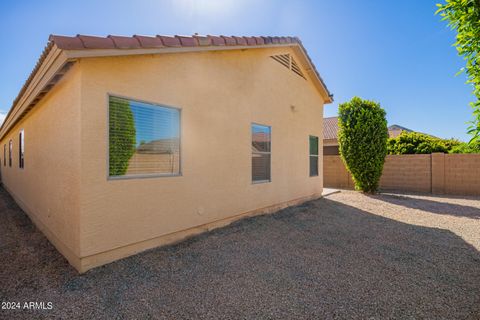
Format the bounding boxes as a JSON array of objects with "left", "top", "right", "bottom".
[{"left": 0, "top": 0, "right": 474, "bottom": 141}]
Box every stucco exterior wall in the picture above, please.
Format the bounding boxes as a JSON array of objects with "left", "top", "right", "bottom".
[
  {"left": 0, "top": 65, "right": 82, "bottom": 267},
  {"left": 77, "top": 47, "right": 325, "bottom": 268}
]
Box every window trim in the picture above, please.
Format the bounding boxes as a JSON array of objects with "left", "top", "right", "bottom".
[
  {"left": 251, "top": 122, "right": 272, "bottom": 184},
  {"left": 3, "top": 144, "right": 5, "bottom": 167},
  {"left": 106, "top": 93, "right": 182, "bottom": 181},
  {"left": 309, "top": 135, "right": 319, "bottom": 177},
  {"left": 19, "top": 129, "right": 24, "bottom": 169},
  {"left": 8, "top": 140, "right": 12, "bottom": 167}
]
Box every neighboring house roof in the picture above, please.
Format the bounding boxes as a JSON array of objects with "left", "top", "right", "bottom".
[
  {"left": 252, "top": 132, "right": 271, "bottom": 153},
  {"left": 323, "top": 117, "right": 339, "bottom": 140},
  {"left": 388, "top": 124, "right": 413, "bottom": 132},
  {"left": 323, "top": 117, "right": 419, "bottom": 143},
  {"left": 387, "top": 124, "right": 413, "bottom": 138},
  {"left": 0, "top": 34, "right": 334, "bottom": 139}
]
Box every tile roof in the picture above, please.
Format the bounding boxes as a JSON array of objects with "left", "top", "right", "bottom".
[
  {"left": 49, "top": 34, "right": 299, "bottom": 50},
  {"left": 388, "top": 124, "right": 413, "bottom": 132},
  {"left": 388, "top": 124, "right": 413, "bottom": 138},
  {"left": 323, "top": 117, "right": 339, "bottom": 140},
  {"left": 2, "top": 34, "right": 333, "bottom": 139}
]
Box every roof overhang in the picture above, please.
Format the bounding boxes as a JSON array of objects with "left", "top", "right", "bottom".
[
  {"left": 0, "top": 35, "right": 333, "bottom": 140},
  {"left": 0, "top": 44, "right": 74, "bottom": 140}
]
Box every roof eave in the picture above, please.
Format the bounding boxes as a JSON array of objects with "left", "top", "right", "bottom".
[
  {"left": 1, "top": 38, "right": 333, "bottom": 139},
  {"left": 0, "top": 45, "right": 72, "bottom": 140},
  {"left": 63, "top": 42, "right": 333, "bottom": 103}
]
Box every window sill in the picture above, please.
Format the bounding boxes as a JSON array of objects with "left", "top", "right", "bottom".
[
  {"left": 252, "top": 179, "right": 271, "bottom": 184},
  {"left": 108, "top": 173, "right": 182, "bottom": 181}
]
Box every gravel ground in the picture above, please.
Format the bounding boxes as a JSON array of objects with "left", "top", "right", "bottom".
[{"left": 0, "top": 187, "right": 479, "bottom": 319}]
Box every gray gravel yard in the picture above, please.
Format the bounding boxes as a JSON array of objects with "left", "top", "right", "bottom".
[{"left": 0, "top": 187, "right": 479, "bottom": 319}]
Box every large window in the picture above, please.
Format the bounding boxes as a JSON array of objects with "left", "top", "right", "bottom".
[
  {"left": 8, "top": 140, "right": 12, "bottom": 167},
  {"left": 108, "top": 96, "right": 180, "bottom": 178},
  {"left": 252, "top": 124, "right": 271, "bottom": 183},
  {"left": 309, "top": 135, "right": 319, "bottom": 176},
  {"left": 19, "top": 130, "right": 24, "bottom": 169}
]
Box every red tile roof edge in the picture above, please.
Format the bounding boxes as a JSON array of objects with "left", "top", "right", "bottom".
[
  {"left": 48, "top": 34, "right": 301, "bottom": 50},
  {"left": 2, "top": 34, "right": 333, "bottom": 136}
]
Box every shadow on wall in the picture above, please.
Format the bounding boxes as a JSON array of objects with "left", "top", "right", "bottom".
[
  {"left": 0, "top": 187, "right": 479, "bottom": 318},
  {"left": 369, "top": 193, "right": 480, "bottom": 219}
]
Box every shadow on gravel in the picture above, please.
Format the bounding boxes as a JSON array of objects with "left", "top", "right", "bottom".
[
  {"left": 0, "top": 186, "right": 479, "bottom": 319},
  {"left": 371, "top": 193, "right": 480, "bottom": 219}
]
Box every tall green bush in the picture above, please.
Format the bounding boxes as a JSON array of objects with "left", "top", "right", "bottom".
[
  {"left": 109, "top": 97, "right": 136, "bottom": 176},
  {"left": 338, "top": 97, "right": 388, "bottom": 193}
]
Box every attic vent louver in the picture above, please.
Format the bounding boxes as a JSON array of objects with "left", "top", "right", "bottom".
[{"left": 270, "top": 53, "right": 306, "bottom": 80}]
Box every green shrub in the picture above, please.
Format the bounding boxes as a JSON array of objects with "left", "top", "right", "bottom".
[
  {"left": 387, "top": 132, "right": 461, "bottom": 154},
  {"left": 450, "top": 141, "right": 480, "bottom": 153},
  {"left": 109, "top": 97, "right": 136, "bottom": 176},
  {"left": 338, "top": 97, "right": 388, "bottom": 193},
  {"left": 436, "top": 0, "right": 480, "bottom": 143}
]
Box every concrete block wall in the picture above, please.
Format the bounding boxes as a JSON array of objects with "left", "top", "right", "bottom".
[
  {"left": 324, "top": 153, "right": 480, "bottom": 196},
  {"left": 380, "top": 155, "right": 431, "bottom": 193},
  {"left": 444, "top": 154, "right": 480, "bottom": 196},
  {"left": 323, "top": 156, "right": 354, "bottom": 189}
]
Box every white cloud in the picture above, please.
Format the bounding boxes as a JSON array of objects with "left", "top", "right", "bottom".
[{"left": 0, "top": 112, "right": 6, "bottom": 125}]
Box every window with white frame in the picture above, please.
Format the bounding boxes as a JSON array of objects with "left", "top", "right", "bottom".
[
  {"left": 309, "top": 135, "right": 319, "bottom": 176},
  {"left": 252, "top": 124, "right": 271, "bottom": 182},
  {"left": 19, "top": 130, "right": 24, "bottom": 169},
  {"left": 108, "top": 95, "right": 180, "bottom": 178},
  {"left": 8, "top": 140, "right": 12, "bottom": 167}
]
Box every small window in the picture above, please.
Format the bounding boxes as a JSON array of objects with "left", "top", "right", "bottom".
[
  {"left": 252, "top": 124, "right": 271, "bottom": 183},
  {"left": 108, "top": 96, "right": 181, "bottom": 178},
  {"left": 309, "top": 136, "right": 319, "bottom": 176},
  {"left": 8, "top": 140, "right": 12, "bottom": 167},
  {"left": 3, "top": 144, "right": 5, "bottom": 166},
  {"left": 19, "top": 130, "right": 24, "bottom": 169}
]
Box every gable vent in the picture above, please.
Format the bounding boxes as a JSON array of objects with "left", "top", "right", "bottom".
[{"left": 270, "top": 53, "right": 306, "bottom": 80}]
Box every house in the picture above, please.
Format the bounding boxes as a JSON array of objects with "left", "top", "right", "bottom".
[
  {"left": 323, "top": 116, "right": 415, "bottom": 155},
  {"left": 0, "top": 34, "right": 332, "bottom": 272},
  {"left": 323, "top": 117, "right": 340, "bottom": 155},
  {"left": 387, "top": 124, "right": 413, "bottom": 138}
]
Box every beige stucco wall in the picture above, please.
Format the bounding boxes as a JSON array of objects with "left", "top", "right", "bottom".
[
  {"left": 0, "top": 65, "right": 82, "bottom": 267},
  {"left": 77, "top": 47, "right": 325, "bottom": 266}
]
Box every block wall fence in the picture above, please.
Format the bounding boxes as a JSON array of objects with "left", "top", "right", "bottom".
[{"left": 324, "top": 153, "right": 480, "bottom": 196}]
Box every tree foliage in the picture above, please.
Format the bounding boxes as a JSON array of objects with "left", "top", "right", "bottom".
[
  {"left": 436, "top": 0, "right": 480, "bottom": 142},
  {"left": 450, "top": 140, "right": 480, "bottom": 153},
  {"left": 109, "top": 97, "right": 136, "bottom": 176},
  {"left": 387, "top": 132, "right": 461, "bottom": 154},
  {"left": 338, "top": 97, "right": 388, "bottom": 193}
]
